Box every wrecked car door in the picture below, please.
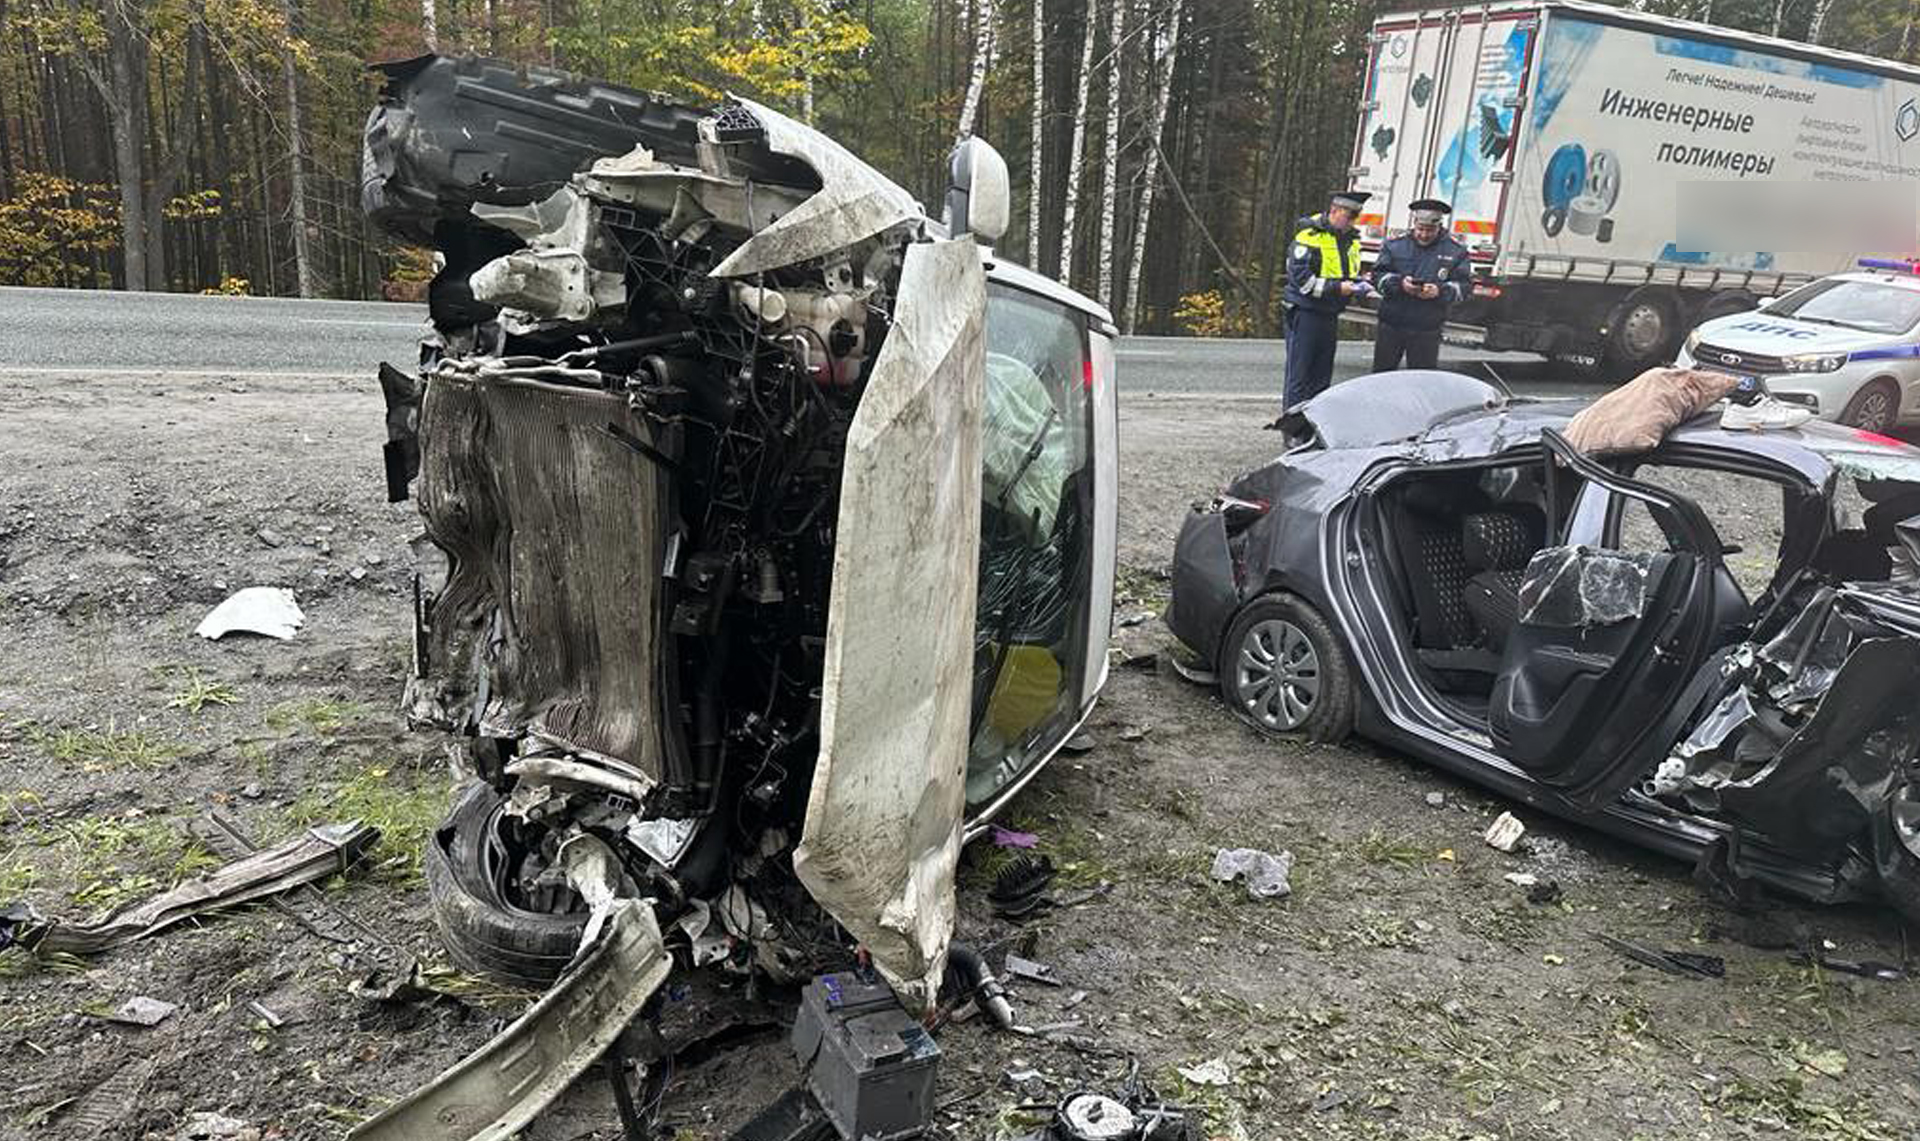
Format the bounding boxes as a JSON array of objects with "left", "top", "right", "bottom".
[{"left": 1487, "top": 428, "right": 1733, "bottom": 811}]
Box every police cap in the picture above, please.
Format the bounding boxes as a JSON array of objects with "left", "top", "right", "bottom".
[
  {"left": 1408, "top": 198, "right": 1452, "bottom": 225},
  {"left": 1329, "top": 190, "right": 1372, "bottom": 212}
]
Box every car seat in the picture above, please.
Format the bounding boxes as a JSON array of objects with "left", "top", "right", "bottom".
[{"left": 1461, "top": 506, "right": 1547, "bottom": 650}]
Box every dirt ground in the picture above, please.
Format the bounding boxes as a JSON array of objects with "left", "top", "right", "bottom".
[{"left": 3, "top": 374, "right": 1919, "bottom": 1141}]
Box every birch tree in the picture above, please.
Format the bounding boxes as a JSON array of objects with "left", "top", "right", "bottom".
[
  {"left": 281, "top": 0, "right": 315, "bottom": 297},
  {"left": 422, "top": 0, "right": 439, "bottom": 49},
  {"left": 1122, "top": 0, "right": 1183, "bottom": 332},
  {"left": 954, "top": 0, "right": 997, "bottom": 142},
  {"left": 1056, "top": 0, "right": 1097, "bottom": 279},
  {"left": 1095, "top": 0, "right": 1122, "bottom": 306},
  {"left": 1027, "top": 0, "right": 1043, "bottom": 263}
]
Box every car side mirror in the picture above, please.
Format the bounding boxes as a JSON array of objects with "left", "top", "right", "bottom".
[{"left": 945, "top": 137, "right": 1010, "bottom": 244}]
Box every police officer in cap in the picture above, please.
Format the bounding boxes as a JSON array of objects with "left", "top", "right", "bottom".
[
  {"left": 1275, "top": 190, "right": 1374, "bottom": 421},
  {"left": 1369, "top": 198, "right": 1471, "bottom": 371}
]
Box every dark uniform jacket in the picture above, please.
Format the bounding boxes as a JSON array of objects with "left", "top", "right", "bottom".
[
  {"left": 1370, "top": 232, "right": 1472, "bottom": 332},
  {"left": 1282, "top": 215, "right": 1362, "bottom": 315}
]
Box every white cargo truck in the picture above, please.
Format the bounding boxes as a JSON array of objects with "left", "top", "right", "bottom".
[{"left": 1349, "top": 0, "right": 1920, "bottom": 372}]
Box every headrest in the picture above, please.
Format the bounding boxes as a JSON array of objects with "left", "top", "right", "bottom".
[{"left": 1463, "top": 507, "right": 1546, "bottom": 572}]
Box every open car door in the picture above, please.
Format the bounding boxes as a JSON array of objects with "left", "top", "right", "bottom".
[{"left": 1488, "top": 429, "right": 1735, "bottom": 813}]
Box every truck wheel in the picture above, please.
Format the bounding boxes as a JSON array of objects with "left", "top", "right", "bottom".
[
  {"left": 1605, "top": 289, "right": 1679, "bottom": 375},
  {"left": 1216, "top": 593, "right": 1354, "bottom": 744},
  {"left": 1694, "top": 292, "right": 1757, "bottom": 323},
  {"left": 1840, "top": 379, "right": 1900, "bottom": 434}
]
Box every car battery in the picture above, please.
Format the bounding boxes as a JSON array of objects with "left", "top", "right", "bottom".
[{"left": 790, "top": 972, "right": 942, "bottom": 1141}]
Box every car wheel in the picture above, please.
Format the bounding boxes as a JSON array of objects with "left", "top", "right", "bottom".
[
  {"left": 1216, "top": 593, "right": 1354, "bottom": 743},
  {"left": 1875, "top": 785, "right": 1920, "bottom": 929},
  {"left": 1840, "top": 378, "right": 1900, "bottom": 434},
  {"left": 425, "top": 781, "right": 589, "bottom": 988}
]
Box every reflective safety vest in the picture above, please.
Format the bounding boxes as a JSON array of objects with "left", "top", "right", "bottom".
[{"left": 1294, "top": 225, "right": 1358, "bottom": 285}]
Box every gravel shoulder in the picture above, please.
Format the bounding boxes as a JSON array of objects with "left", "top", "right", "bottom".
[{"left": 1, "top": 374, "right": 1916, "bottom": 1141}]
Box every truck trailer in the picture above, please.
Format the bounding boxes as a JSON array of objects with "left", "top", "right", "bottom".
[{"left": 1349, "top": 0, "right": 1920, "bottom": 372}]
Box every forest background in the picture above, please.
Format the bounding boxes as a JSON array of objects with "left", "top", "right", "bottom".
[{"left": 2, "top": 0, "right": 1908, "bottom": 334}]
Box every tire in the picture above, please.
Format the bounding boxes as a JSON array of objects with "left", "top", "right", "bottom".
[
  {"left": 1694, "top": 292, "right": 1757, "bottom": 324},
  {"left": 425, "top": 781, "right": 589, "bottom": 987},
  {"left": 1604, "top": 289, "right": 1679, "bottom": 376},
  {"left": 1215, "top": 593, "right": 1355, "bottom": 743},
  {"left": 1840, "top": 378, "right": 1900, "bottom": 434}
]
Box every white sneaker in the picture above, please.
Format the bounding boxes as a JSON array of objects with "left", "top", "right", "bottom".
[{"left": 1721, "top": 395, "right": 1814, "bottom": 431}]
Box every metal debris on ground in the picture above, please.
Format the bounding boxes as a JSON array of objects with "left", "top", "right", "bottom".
[
  {"left": 193, "top": 586, "right": 305, "bottom": 640},
  {"left": 245, "top": 1000, "right": 286, "bottom": 1028},
  {"left": 1004, "top": 954, "right": 1062, "bottom": 987},
  {"left": 1593, "top": 933, "right": 1725, "bottom": 978},
  {"left": 9, "top": 821, "right": 376, "bottom": 956},
  {"left": 1118, "top": 651, "right": 1159, "bottom": 672},
  {"left": 1790, "top": 950, "right": 1906, "bottom": 982},
  {"left": 104, "top": 996, "right": 178, "bottom": 1027},
  {"left": 1210, "top": 847, "right": 1294, "bottom": 899},
  {"left": 1064, "top": 989, "right": 1089, "bottom": 1009},
  {"left": 1502, "top": 872, "right": 1538, "bottom": 888},
  {"left": 1014, "top": 1074, "right": 1196, "bottom": 1141},
  {"left": 1117, "top": 724, "right": 1151, "bottom": 741},
  {"left": 1482, "top": 812, "right": 1526, "bottom": 853},
  {"left": 1526, "top": 880, "right": 1564, "bottom": 905},
  {"left": 1424, "top": 792, "right": 1446, "bottom": 808},
  {"left": 1117, "top": 612, "right": 1152, "bottom": 628},
  {"left": 1061, "top": 733, "right": 1098, "bottom": 754}
]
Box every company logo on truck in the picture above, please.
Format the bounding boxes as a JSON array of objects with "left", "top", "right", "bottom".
[{"left": 1898, "top": 98, "right": 1919, "bottom": 142}]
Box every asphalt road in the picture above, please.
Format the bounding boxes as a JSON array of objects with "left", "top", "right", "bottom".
[{"left": 0, "top": 286, "right": 1601, "bottom": 399}]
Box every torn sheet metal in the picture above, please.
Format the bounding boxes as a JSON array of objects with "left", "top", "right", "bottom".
[
  {"left": 1758, "top": 590, "right": 1857, "bottom": 709},
  {"left": 195, "top": 587, "right": 305, "bottom": 641},
  {"left": 468, "top": 187, "right": 627, "bottom": 322},
  {"left": 1717, "top": 638, "right": 1920, "bottom": 858},
  {"left": 1516, "top": 546, "right": 1654, "bottom": 628},
  {"left": 792, "top": 238, "right": 986, "bottom": 1012},
  {"left": 15, "top": 822, "right": 374, "bottom": 956},
  {"left": 347, "top": 895, "right": 670, "bottom": 1141},
  {"left": 710, "top": 98, "right": 922, "bottom": 278},
  {"left": 408, "top": 368, "right": 670, "bottom": 782}
]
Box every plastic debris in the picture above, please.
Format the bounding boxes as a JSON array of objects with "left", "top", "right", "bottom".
[
  {"left": 1211, "top": 847, "right": 1294, "bottom": 899},
  {"left": 105, "top": 996, "right": 177, "bottom": 1026},
  {"left": 1593, "top": 932, "right": 1724, "bottom": 977},
  {"left": 989, "top": 854, "right": 1058, "bottom": 919},
  {"left": 1424, "top": 792, "right": 1446, "bottom": 808},
  {"left": 991, "top": 826, "right": 1039, "bottom": 849},
  {"left": 194, "top": 587, "right": 305, "bottom": 641},
  {"left": 1176, "top": 1058, "right": 1232, "bottom": 1086},
  {"left": 1503, "top": 871, "right": 1538, "bottom": 888},
  {"left": 176, "top": 1113, "right": 260, "bottom": 1141},
  {"left": 1483, "top": 812, "right": 1526, "bottom": 853}
]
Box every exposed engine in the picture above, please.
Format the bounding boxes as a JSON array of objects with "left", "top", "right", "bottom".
[{"left": 365, "top": 54, "right": 938, "bottom": 987}]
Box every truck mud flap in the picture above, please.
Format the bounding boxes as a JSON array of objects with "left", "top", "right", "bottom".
[{"left": 347, "top": 897, "right": 670, "bottom": 1141}]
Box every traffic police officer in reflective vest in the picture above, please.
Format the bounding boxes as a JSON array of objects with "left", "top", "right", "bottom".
[
  {"left": 1369, "top": 198, "right": 1471, "bottom": 371},
  {"left": 1278, "top": 190, "right": 1373, "bottom": 420}
]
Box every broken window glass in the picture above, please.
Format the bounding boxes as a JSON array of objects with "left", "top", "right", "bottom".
[{"left": 1516, "top": 545, "right": 1656, "bottom": 628}]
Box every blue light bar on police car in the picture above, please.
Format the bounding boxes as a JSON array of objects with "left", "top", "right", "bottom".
[{"left": 1857, "top": 257, "right": 1920, "bottom": 274}]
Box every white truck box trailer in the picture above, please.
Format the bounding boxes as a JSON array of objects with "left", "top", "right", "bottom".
[{"left": 1349, "top": 0, "right": 1920, "bottom": 371}]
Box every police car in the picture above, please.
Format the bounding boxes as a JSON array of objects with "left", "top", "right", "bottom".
[{"left": 1676, "top": 259, "right": 1920, "bottom": 434}]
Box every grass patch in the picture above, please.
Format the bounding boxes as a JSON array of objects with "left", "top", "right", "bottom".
[
  {"left": 287, "top": 762, "right": 446, "bottom": 885},
  {"left": 166, "top": 668, "right": 241, "bottom": 713},
  {"left": 1713, "top": 1076, "right": 1898, "bottom": 1141},
  {"left": 266, "top": 698, "right": 368, "bottom": 735},
  {"left": 56, "top": 814, "right": 219, "bottom": 913},
  {"left": 1347, "top": 829, "right": 1428, "bottom": 867},
  {"left": 1115, "top": 563, "right": 1172, "bottom": 610},
  {"left": 28, "top": 722, "right": 176, "bottom": 769},
  {"left": 0, "top": 948, "right": 86, "bottom": 980}
]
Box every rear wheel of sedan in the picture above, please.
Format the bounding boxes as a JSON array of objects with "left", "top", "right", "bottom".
[
  {"left": 1217, "top": 593, "right": 1354, "bottom": 743},
  {"left": 1840, "top": 378, "right": 1900, "bottom": 434}
]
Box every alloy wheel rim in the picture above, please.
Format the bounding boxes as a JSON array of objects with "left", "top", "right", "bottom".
[
  {"left": 1234, "top": 619, "right": 1321, "bottom": 730},
  {"left": 1855, "top": 389, "right": 1895, "bottom": 433}
]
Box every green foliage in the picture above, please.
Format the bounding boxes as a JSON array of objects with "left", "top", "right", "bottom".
[
  {"left": 287, "top": 763, "right": 446, "bottom": 885},
  {"left": 0, "top": 174, "right": 118, "bottom": 288},
  {"left": 28, "top": 721, "right": 176, "bottom": 769}
]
